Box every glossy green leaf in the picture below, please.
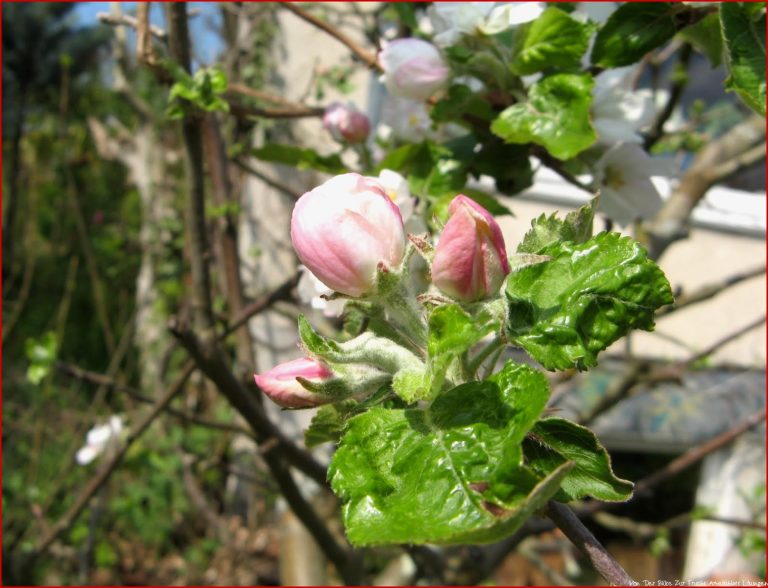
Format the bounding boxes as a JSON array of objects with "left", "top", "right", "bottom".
[
  {"left": 298, "top": 314, "right": 341, "bottom": 357},
  {"left": 524, "top": 417, "right": 633, "bottom": 502},
  {"left": 678, "top": 12, "right": 723, "bottom": 67},
  {"left": 511, "top": 7, "right": 593, "bottom": 75},
  {"left": 491, "top": 73, "right": 596, "bottom": 160},
  {"left": 517, "top": 198, "right": 596, "bottom": 254},
  {"left": 330, "top": 362, "right": 570, "bottom": 546},
  {"left": 305, "top": 400, "right": 357, "bottom": 447},
  {"left": 427, "top": 304, "right": 497, "bottom": 396},
  {"left": 720, "top": 2, "right": 766, "bottom": 116},
  {"left": 591, "top": 3, "right": 678, "bottom": 67},
  {"left": 506, "top": 232, "right": 673, "bottom": 371},
  {"left": 251, "top": 144, "right": 347, "bottom": 175}
]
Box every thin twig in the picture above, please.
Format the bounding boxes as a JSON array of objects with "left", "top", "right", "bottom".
[
  {"left": 31, "top": 362, "right": 196, "bottom": 558},
  {"left": 282, "top": 3, "right": 380, "bottom": 71},
  {"left": 580, "top": 362, "right": 648, "bottom": 425},
  {"left": 97, "top": 12, "right": 167, "bottom": 40},
  {"left": 532, "top": 147, "right": 596, "bottom": 194},
  {"left": 546, "top": 501, "right": 635, "bottom": 586},
  {"left": 658, "top": 266, "right": 766, "bottom": 317},
  {"left": 634, "top": 407, "right": 766, "bottom": 497},
  {"left": 685, "top": 314, "right": 766, "bottom": 366},
  {"left": 55, "top": 362, "right": 255, "bottom": 438},
  {"left": 644, "top": 43, "right": 692, "bottom": 150}
]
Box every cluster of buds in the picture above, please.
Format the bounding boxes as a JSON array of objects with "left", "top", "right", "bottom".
[{"left": 255, "top": 173, "right": 510, "bottom": 409}]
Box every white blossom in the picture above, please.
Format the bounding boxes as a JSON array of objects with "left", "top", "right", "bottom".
[
  {"left": 379, "top": 97, "right": 433, "bottom": 143},
  {"left": 593, "top": 143, "right": 671, "bottom": 226},
  {"left": 76, "top": 416, "right": 123, "bottom": 465},
  {"left": 428, "top": 2, "right": 545, "bottom": 47},
  {"left": 591, "top": 67, "right": 655, "bottom": 145}
]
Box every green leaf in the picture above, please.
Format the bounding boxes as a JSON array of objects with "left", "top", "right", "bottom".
[
  {"left": 298, "top": 314, "right": 341, "bottom": 357},
  {"left": 251, "top": 144, "right": 347, "bottom": 175},
  {"left": 491, "top": 73, "right": 596, "bottom": 160},
  {"left": 524, "top": 417, "right": 633, "bottom": 502},
  {"left": 431, "top": 84, "right": 496, "bottom": 125},
  {"left": 25, "top": 331, "right": 57, "bottom": 385},
  {"left": 470, "top": 139, "right": 534, "bottom": 196},
  {"left": 591, "top": 3, "right": 679, "bottom": 67},
  {"left": 720, "top": 2, "right": 767, "bottom": 116},
  {"left": 511, "top": 7, "right": 594, "bottom": 75},
  {"left": 517, "top": 198, "right": 596, "bottom": 254},
  {"left": 330, "top": 361, "right": 568, "bottom": 546},
  {"left": 305, "top": 401, "right": 357, "bottom": 447},
  {"left": 506, "top": 232, "right": 673, "bottom": 371},
  {"left": 427, "top": 304, "right": 497, "bottom": 396},
  {"left": 678, "top": 12, "right": 723, "bottom": 67}
]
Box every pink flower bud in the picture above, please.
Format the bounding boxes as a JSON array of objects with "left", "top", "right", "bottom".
[
  {"left": 291, "top": 173, "right": 406, "bottom": 297},
  {"left": 431, "top": 195, "right": 510, "bottom": 302},
  {"left": 323, "top": 103, "right": 371, "bottom": 144},
  {"left": 378, "top": 38, "right": 450, "bottom": 101},
  {"left": 254, "top": 357, "right": 335, "bottom": 408}
]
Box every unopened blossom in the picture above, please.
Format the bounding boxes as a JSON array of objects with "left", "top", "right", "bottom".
[
  {"left": 594, "top": 143, "right": 669, "bottom": 226},
  {"left": 432, "top": 195, "right": 510, "bottom": 302},
  {"left": 591, "top": 67, "right": 655, "bottom": 145},
  {"left": 76, "top": 416, "right": 123, "bottom": 465},
  {"left": 323, "top": 102, "right": 371, "bottom": 144},
  {"left": 254, "top": 357, "right": 335, "bottom": 408},
  {"left": 291, "top": 173, "right": 406, "bottom": 297},
  {"left": 379, "top": 38, "right": 450, "bottom": 101}
]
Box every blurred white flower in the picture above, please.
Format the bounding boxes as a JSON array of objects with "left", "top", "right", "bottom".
[
  {"left": 572, "top": 2, "right": 616, "bottom": 25},
  {"left": 481, "top": 2, "right": 545, "bottom": 34},
  {"left": 380, "top": 97, "right": 433, "bottom": 143},
  {"left": 297, "top": 266, "right": 347, "bottom": 318},
  {"left": 428, "top": 2, "right": 545, "bottom": 46},
  {"left": 591, "top": 67, "right": 655, "bottom": 145},
  {"left": 378, "top": 38, "right": 450, "bottom": 101},
  {"left": 593, "top": 143, "right": 669, "bottom": 226},
  {"left": 76, "top": 416, "right": 123, "bottom": 465}
]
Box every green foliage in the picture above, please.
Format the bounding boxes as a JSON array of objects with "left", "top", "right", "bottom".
[
  {"left": 166, "top": 66, "right": 230, "bottom": 119},
  {"left": 720, "top": 2, "right": 767, "bottom": 116},
  {"left": 251, "top": 143, "right": 347, "bottom": 174},
  {"left": 506, "top": 232, "right": 673, "bottom": 371},
  {"left": 329, "top": 361, "right": 571, "bottom": 546},
  {"left": 426, "top": 304, "right": 497, "bottom": 396},
  {"left": 491, "top": 73, "right": 597, "bottom": 160},
  {"left": 431, "top": 84, "right": 496, "bottom": 124},
  {"left": 510, "top": 7, "right": 594, "bottom": 75},
  {"left": 517, "top": 198, "right": 596, "bottom": 254},
  {"left": 591, "top": 3, "right": 679, "bottom": 67},
  {"left": 24, "top": 331, "right": 57, "bottom": 384},
  {"left": 523, "top": 417, "right": 633, "bottom": 502}
]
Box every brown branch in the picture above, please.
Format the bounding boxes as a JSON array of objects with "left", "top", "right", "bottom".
[
  {"left": 168, "top": 322, "right": 361, "bottom": 584},
  {"left": 1, "top": 246, "right": 38, "bottom": 344},
  {"left": 707, "top": 141, "right": 767, "bottom": 183},
  {"left": 223, "top": 271, "right": 300, "bottom": 338},
  {"left": 282, "top": 3, "right": 380, "bottom": 71},
  {"left": 167, "top": 3, "right": 216, "bottom": 333},
  {"left": 644, "top": 114, "right": 765, "bottom": 259},
  {"left": 658, "top": 265, "right": 766, "bottom": 317},
  {"left": 633, "top": 407, "right": 766, "bottom": 497},
  {"left": 232, "top": 157, "right": 300, "bottom": 202},
  {"left": 228, "top": 82, "right": 324, "bottom": 115},
  {"left": 532, "top": 146, "right": 596, "bottom": 195},
  {"left": 227, "top": 98, "right": 325, "bottom": 120},
  {"left": 546, "top": 501, "right": 635, "bottom": 586},
  {"left": 31, "top": 361, "right": 196, "bottom": 558},
  {"left": 579, "top": 362, "right": 648, "bottom": 425},
  {"left": 644, "top": 43, "right": 692, "bottom": 149}
]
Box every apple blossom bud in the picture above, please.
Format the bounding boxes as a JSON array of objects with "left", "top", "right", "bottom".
[
  {"left": 432, "top": 195, "right": 510, "bottom": 302},
  {"left": 378, "top": 38, "right": 450, "bottom": 101},
  {"left": 254, "top": 357, "right": 335, "bottom": 408},
  {"left": 291, "top": 173, "right": 406, "bottom": 297},
  {"left": 323, "top": 102, "right": 371, "bottom": 144}
]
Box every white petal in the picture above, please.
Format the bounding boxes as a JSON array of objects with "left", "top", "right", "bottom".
[
  {"left": 481, "top": 2, "right": 544, "bottom": 33},
  {"left": 76, "top": 445, "right": 101, "bottom": 466}
]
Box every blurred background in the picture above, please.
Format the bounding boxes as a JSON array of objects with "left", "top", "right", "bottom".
[{"left": 3, "top": 2, "right": 765, "bottom": 585}]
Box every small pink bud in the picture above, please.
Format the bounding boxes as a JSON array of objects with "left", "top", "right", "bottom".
[
  {"left": 378, "top": 38, "right": 450, "bottom": 101},
  {"left": 254, "top": 357, "right": 335, "bottom": 408},
  {"left": 323, "top": 103, "right": 371, "bottom": 144},
  {"left": 431, "top": 195, "right": 510, "bottom": 302},
  {"left": 291, "top": 173, "right": 406, "bottom": 297}
]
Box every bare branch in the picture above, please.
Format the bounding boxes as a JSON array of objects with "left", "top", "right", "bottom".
[
  {"left": 97, "top": 11, "right": 167, "bottom": 40},
  {"left": 282, "top": 3, "right": 380, "bottom": 71},
  {"left": 685, "top": 314, "right": 766, "bottom": 366},
  {"left": 546, "top": 501, "right": 635, "bottom": 586}
]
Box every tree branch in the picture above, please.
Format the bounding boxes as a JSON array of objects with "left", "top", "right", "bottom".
[
  {"left": 684, "top": 314, "right": 766, "bottom": 366},
  {"left": 644, "top": 114, "right": 765, "bottom": 259},
  {"left": 97, "top": 11, "right": 167, "bottom": 40},
  {"left": 282, "top": 3, "right": 380, "bottom": 71},
  {"left": 644, "top": 43, "right": 692, "bottom": 150},
  {"left": 546, "top": 501, "right": 635, "bottom": 586}
]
